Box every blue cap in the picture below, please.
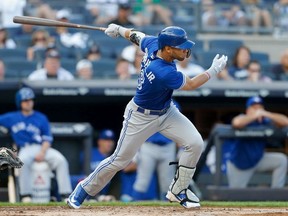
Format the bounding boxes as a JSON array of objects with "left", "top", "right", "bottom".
[
  {"left": 98, "top": 129, "right": 115, "bottom": 140},
  {"left": 246, "top": 96, "right": 263, "bottom": 108}
]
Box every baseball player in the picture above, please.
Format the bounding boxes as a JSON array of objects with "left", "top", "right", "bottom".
[
  {"left": 67, "top": 24, "right": 227, "bottom": 209},
  {"left": 0, "top": 87, "right": 72, "bottom": 202}
]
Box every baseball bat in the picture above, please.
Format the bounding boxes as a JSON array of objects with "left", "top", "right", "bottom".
[
  {"left": 8, "top": 168, "right": 16, "bottom": 203},
  {"left": 13, "top": 16, "right": 106, "bottom": 32}
]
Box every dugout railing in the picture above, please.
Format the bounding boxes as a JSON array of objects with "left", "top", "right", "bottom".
[{"left": 196, "top": 124, "right": 288, "bottom": 201}]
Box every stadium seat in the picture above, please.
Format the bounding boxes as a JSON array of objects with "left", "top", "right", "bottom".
[
  {"left": 14, "top": 35, "right": 33, "bottom": 48},
  {"left": 208, "top": 39, "right": 243, "bottom": 57},
  {"left": 194, "top": 50, "right": 220, "bottom": 69},
  {"left": 4, "top": 59, "right": 38, "bottom": 79},
  {"left": 250, "top": 51, "right": 270, "bottom": 64},
  {"left": 92, "top": 59, "right": 117, "bottom": 79},
  {"left": 0, "top": 48, "right": 27, "bottom": 60}
]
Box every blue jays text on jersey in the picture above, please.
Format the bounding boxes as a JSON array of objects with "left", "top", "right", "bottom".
[
  {"left": 0, "top": 111, "right": 53, "bottom": 147},
  {"left": 134, "top": 36, "right": 186, "bottom": 110}
]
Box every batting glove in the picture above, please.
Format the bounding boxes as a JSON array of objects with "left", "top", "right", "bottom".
[
  {"left": 105, "top": 23, "right": 128, "bottom": 38},
  {"left": 206, "top": 54, "right": 228, "bottom": 78}
]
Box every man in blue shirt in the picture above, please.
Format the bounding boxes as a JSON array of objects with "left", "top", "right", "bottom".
[
  {"left": 0, "top": 87, "right": 72, "bottom": 202},
  {"left": 226, "top": 96, "right": 288, "bottom": 188},
  {"left": 67, "top": 23, "right": 227, "bottom": 209}
]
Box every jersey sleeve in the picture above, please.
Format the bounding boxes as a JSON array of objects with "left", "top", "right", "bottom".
[
  {"left": 40, "top": 114, "right": 53, "bottom": 144},
  {"left": 140, "top": 36, "right": 158, "bottom": 53},
  {"left": 162, "top": 69, "right": 186, "bottom": 90},
  {"left": 0, "top": 113, "right": 13, "bottom": 129}
]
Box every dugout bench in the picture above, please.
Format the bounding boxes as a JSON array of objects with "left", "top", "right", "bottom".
[
  {"left": 196, "top": 124, "right": 288, "bottom": 201},
  {"left": 0, "top": 122, "right": 93, "bottom": 202}
]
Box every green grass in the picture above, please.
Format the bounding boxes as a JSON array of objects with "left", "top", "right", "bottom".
[{"left": 0, "top": 201, "right": 287, "bottom": 207}]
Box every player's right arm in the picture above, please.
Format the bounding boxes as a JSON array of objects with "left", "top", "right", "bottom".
[{"left": 104, "top": 23, "right": 145, "bottom": 46}]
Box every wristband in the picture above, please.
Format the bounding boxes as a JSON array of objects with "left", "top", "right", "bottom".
[
  {"left": 204, "top": 71, "right": 211, "bottom": 79},
  {"left": 118, "top": 26, "right": 128, "bottom": 38}
]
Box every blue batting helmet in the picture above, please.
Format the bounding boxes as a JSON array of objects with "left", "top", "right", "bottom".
[
  {"left": 158, "top": 26, "right": 195, "bottom": 52},
  {"left": 15, "top": 87, "right": 35, "bottom": 109}
]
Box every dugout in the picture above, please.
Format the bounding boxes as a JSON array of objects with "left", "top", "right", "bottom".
[{"left": 0, "top": 122, "right": 93, "bottom": 202}]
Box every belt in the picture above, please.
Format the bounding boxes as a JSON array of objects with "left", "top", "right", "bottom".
[{"left": 136, "top": 105, "right": 170, "bottom": 116}]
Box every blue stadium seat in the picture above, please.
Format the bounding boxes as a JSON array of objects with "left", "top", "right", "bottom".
[
  {"left": 14, "top": 35, "right": 33, "bottom": 48},
  {"left": 4, "top": 59, "right": 38, "bottom": 79},
  {"left": 194, "top": 50, "right": 220, "bottom": 69},
  {"left": 250, "top": 51, "right": 270, "bottom": 64},
  {"left": 0, "top": 48, "right": 27, "bottom": 60},
  {"left": 92, "top": 59, "right": 117, "bottom": 79},
  {"left": 208, "top": 39, "right": 243, "bottom": 57}
]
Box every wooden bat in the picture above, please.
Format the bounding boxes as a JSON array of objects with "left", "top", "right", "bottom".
[
  {"left": 8, "top": 168, "right": 16, "bottom": 203},
  {"left": 13, "top": 16, "right": 106, "bottom": 32}
]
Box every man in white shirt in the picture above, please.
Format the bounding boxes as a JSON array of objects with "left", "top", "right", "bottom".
[{"left": 28, "top": 49, "right": 74, "bottom": 80}]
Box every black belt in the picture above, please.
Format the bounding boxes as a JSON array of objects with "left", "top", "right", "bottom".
[{"left": 136, "top": 105, "right": 170, "bottom": 116}]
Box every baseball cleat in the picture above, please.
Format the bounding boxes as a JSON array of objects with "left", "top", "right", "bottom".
[
  {"left": 166, "top": 190, "right": 200, "bottom": 209},
  {"left": 67, "top": 184, "right": 88, "bottom": 209}
]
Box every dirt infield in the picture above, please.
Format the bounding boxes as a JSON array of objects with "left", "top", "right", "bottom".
[{"left": 1, "top": 206, "right": 288, "bottom": 216}]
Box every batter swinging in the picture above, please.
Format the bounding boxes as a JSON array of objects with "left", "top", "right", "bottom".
[{"left": 67, "top": 24, "right": 227, "bottom": 209}]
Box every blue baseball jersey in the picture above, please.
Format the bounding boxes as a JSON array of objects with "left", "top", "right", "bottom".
[
  {"left": 134, "top": 36, "right": 186, "bottom": 110},
  {"left": 228, "top": 116, "right": 272, "bottom": 169},
  {"left": 0, "top": 111, "right": 53, "bottom": 147}
]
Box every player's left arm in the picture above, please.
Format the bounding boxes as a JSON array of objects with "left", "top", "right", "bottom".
[
  {"left": 104, "top": 23, "right": 146, "bottom": 46},
  {"left": 261, "top": 110, "right": 288, "bottom": 127},
  {"left": 34, "top": 115, "right": 53, "bottom": 162}
]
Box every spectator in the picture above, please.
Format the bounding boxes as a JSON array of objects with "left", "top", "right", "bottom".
[
  {"left": 54, "top": 9, "right": 90, "bottom": 49},
  {"left": 76, "top": 59, "right": 94, "bottom": 80},
  {"left": 0, "top": 87, "right": 72, "bottom": 202},
  {"left": 25, "top": 0, "right": 56, "bottom": 19},
  {"left": 226, "top": 96, "right": 288, "bottom": 188},
  {"left": 0, "top": 60, "right": 5, "bottom": 80},
  {"left": 202, "top": 0, "right": 246, "bottom": 27},
  {"left": 273, "top": 0, "right": 288, "bottom": 35},
  {"left": 245, "top": 60, "right": 272, "bottom": 82},
  {"left": 0, "top": 0, "right": 26, "bottom": 28},
  {"left": 241, "top": 0, "right": 273, "bottom": 31},
  {"left": 272, "top": 48, "right": 288, "bottom": 81},
  {"left": 85, "top": 43, "right": 101, "bottom": 62},
  {"left": 26, "top": 29, "right": 52, "bottom": 61},
  {"left": 116, "top": 45, "right": 144, "bottom": 80},
  {"left": 176, "top": 55, "right": 205, "bottom": 78},
  {"left": 133, "top": 0, "right": 173, "bottom": 26},
  {"left": 86, "top": 0, "right": 129, "bottom": 25},
  {"left": 224, "top": 45, "right": 251, "bottom": 80},
  {"left": 28, "top": 49, "right": 74, "bottom": 80},
  {"left": 109, "top": 3, "right": 135, "bottom": 26},
  {"left": 0, "top": 28, "right": 17, "bottom": 49}
]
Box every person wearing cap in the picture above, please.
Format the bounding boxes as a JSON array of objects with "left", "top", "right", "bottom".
[
  {"left": 0, "top": 87, "right": 72, "bottom": 202},
  {"left": 109, "top": 3, "right": 135, "bottom": 26},
  {"left": 28, "top": 49, "right": 74, "bottom": 80},
  {"left": 226, "top": 96, "right": 288, "bottom": 188},
  {"left": 76, "top": 59, "right": 94, "bottom": 80},
  {"left": 67, "top": 23, "right": 227, "bottom": 209},
  {"left": 86, "top": 44, "right": 101, "bottom": 62}
]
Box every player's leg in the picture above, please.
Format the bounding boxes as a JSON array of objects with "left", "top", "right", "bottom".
[
  {"left": 18, "top": 145, "right": 41, "bottom": 202},
  {"left": 132, "top": 142, "right": 157, "bottom": 200},
  {"left": 160, "top": 105, "right": 203, "bottom": 208},
  {"left": 255, "top": 152, "right": 287, "bottom": 188},
  {"left": 67, "top": 101, "right": 158, "bottom": 208},
  {"left": 45, "top": 148, "right": 72, "bottom": 199},
  {"left": 156, "top": 143, "right": 176, "bottom": 200},
  {"left": 226, "top": 160, "right": 255, "bottom": 188}
]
